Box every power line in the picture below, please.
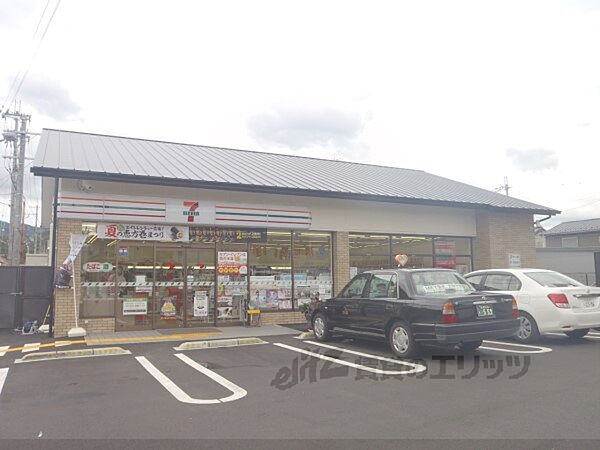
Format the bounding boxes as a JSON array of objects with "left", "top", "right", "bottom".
[
  {"left": 2, "top": 0, "right": 62, "bottom": 112},
  {"left": 2, "top": 1, "right": 51, "bottom": 109}
]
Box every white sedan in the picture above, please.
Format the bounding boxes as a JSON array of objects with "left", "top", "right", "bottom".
[{"left": 464, "top": 269, "right": 600, "bottom": 343}]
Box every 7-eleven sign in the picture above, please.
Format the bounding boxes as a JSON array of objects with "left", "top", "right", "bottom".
[{"left": 183, "top": 201, "right": 200, "bottom": 222}]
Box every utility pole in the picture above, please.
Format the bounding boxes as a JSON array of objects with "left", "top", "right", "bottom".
[
  {"left": 494, "top": 176, "right": 511, "bottom": 197},
  {"left": 2, "top": 109, "right": 31, "bottom": 265},
  {"left": 503, "top": 176, "right": 510, "bottom": 197},
  {"left": 34, "top": 204, "right": 39, "bottom": 254}
]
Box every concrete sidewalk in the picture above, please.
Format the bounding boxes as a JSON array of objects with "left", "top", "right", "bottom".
[{"left": 84, "top": 324, "right": 304, "bottom": 346}]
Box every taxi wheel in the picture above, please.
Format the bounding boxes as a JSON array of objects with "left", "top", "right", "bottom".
[
  {"left": 312, "top": 313, "right": 331, "bottom": 341},
  {"left": 515, "top": 311, "right": 540, "bottom": 343},
  {"left": 388, "top": 321, "right": 419, "bottom": 358},
  {"left": 565, "top": 329, "right": 589, "bottom": 339}
]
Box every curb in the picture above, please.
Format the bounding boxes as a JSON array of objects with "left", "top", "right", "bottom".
[
  {"left": 173, "top": 337, "right": 267, "bottom": 351},
  {"left": 15, "top": 347, "right": 131, "bottom": 363}
]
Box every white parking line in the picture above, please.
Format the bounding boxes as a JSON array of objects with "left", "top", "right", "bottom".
[
  {"left": 545, "top": 332, "right": 600, "bottom": 340},
  {"left": 0, "top": 346, "right": 8, "bottom": 357},
  {"left": 135, "top": 354, "right": 247, "bottom": 405},
  {"left": 480, "top": 340, "right": 553, "bottom": 354},
  {"left": 0, "top": 368, "right": 8, "bottom": 396},
  {"left": 21, "top": 343, "right": 40, "bottom": 353},
  {"left": 273, "top": 342, "right": 427, "bottom": 375}
]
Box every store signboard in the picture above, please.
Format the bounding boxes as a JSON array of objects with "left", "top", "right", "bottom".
[
  {"left": 123, "top": 298, "right": 148, "bottom": 315},
  {"left": 165, "top": 199, "right": 215, "bottom": 225},
  {"left": 190, "top": 227, "right": 267, "bottom": 243},
  {"left": 97, "top": 223, "right": 189, "bottom": 241},
  {"left": 60, "top": 192, "right": 312, "bottom": 229},
  {"left": 83, "top": 262, "right": 114, "bottom": 273}
]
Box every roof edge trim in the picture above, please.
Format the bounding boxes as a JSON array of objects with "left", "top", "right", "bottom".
[{"left": 30, "top": 166, "right": 560, "bottom": 216}]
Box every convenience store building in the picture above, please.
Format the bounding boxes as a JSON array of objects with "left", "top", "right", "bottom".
[{"left": 32, "top": 129, "right": 558, "bottom": 337}]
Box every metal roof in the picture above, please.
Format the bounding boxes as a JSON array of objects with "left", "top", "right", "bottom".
[
  {"left": 545, "top": 218, "right": 600, "bottom": 235},
  {"left": 31, "top": 129, "right": 558, "bottom": 214}
]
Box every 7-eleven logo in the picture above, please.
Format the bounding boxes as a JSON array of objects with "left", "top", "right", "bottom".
[{"left": 183, "top": 201, "right": 200, "bottom": 222}]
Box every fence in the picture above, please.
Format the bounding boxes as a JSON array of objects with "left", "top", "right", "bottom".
[{"left": 0, "top": 266, "right": 53, "bottom": 329}]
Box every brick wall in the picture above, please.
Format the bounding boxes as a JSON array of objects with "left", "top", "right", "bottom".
[
  {"left": 81, "top": 317, "right": 115, "bottom": 333},
  {"left": 472, "top": 210, "right": 536, "bottom": 269},
  {"left": 332, "top": 231, "right": 350, "bottom": 296},
  {"left": 260, "top": 311, "right": 305, "bottom": 325},
  {"left": 53, "top": 218, "right": 83, "bottom": 337}
]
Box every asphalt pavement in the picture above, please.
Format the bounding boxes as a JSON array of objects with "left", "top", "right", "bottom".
[{"left": 0, "top": 327, "right": 599, "bottom": 446}]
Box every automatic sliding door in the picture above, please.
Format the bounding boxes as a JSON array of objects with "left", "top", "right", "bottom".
[
  {"left": 186, "top": 247, "right": 216, "bottom": 326},
  {"left": 115, "top": 244, "right": 153, "bottom": 331},
  {"left": 154, "top": 245, "right": 185, "bottom": 329},
  {"left": 216, "top": 243, "right": 248, "bottom": 324}
]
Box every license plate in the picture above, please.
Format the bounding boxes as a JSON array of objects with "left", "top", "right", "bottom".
[
  {"left": 582, "top": 299, "right": 596, "bottom": 308},
  {"left": 476, "top": 304, "right": 494, "bottom": 317}
]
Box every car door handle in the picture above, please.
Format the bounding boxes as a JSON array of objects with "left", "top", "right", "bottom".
[{"left": 385, "top": 304, "right": 394, "bottom": 310}]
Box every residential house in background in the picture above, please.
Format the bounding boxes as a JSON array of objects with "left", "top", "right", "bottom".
[{"left": 536, "top": 218, "right": 600, "bottom": 286}]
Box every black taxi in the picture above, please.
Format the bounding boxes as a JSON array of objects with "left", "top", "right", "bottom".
[{"left": 306, "top": 268, "right": 520, "bottom": 357}]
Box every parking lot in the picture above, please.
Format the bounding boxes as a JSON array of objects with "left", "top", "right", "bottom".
[{"left": 0, "top": 327, "right": 599, "bottom": 442}]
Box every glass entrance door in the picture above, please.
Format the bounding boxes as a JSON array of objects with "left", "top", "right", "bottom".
[
  {"left": 185, "top": 247, "right": 216, "bottom": 326},
  {"left": 115, "top": 244, "right": 154, "bottom": 331},
  {"left": 154, "top": 245, "right": 185, "bottom": 329},
  {"left": 216, "top": 243, "right": 249, "bottom": 324}
]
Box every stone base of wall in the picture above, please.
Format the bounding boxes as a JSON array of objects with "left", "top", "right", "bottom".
[
  {"left": 260, "top": 311, "right": 305, "bottom": 325},
  {"left": 81, "top": 317, "right": 116, "bottom": 334}
]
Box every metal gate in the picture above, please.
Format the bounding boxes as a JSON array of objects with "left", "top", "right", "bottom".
[{"left": 0, "top": 266, "right": 53, "bottom": 329}]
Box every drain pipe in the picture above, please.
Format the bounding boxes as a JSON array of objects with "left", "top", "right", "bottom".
[{"left": 48, "top": 177, "right": 59, "bottom": 337}]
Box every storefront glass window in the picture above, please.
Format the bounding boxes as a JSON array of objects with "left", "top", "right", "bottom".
[
  {"left": 80, "top": 228, "right": 116, "bottom": 318},
  {"left": 293, "top": 232, "right": 332, "bottom": 306},
  {"left": 392, "top": 236, "right": 434, "bottom": 268},
  {"left": 433, "top": 237, "right": 472, "bottom": 273},
  {"left": 350, "top": 234, "right": 391, "bottom": 274},
  {"left": 249, "top": 231, "right": 292, "bottom": 310}
]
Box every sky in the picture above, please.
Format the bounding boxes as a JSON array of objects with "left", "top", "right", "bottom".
[{"left": 0, "top": 0, "right": 599, "bottom": 229}]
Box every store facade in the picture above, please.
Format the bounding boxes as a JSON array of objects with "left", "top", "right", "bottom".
[{"left": 32, "top": 129, "right": 558, "bottom": 337}]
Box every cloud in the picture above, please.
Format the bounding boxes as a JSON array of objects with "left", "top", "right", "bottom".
[
  {"left": 19, "top": 75, "right": 80, "bottom": 120},
  {"left": 0, "top": 0, "right": 36, "bottom": 27},
  {"left": 247, "top": 105, "right": 368, "bottom": 158},
  {"left": 505, "top": 148, "right": 558, "bottom": 172}
]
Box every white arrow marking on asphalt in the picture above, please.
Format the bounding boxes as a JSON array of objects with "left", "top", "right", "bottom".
[
  {"left": 0, "top": 346, "right": 8, "bottom": 357},
  {"left": 135, "top": 354, "right": 247, "bottom": 405},
  {"left": 480, "top": 340, "right": 553, "bottom": 354},
  {"left": 21, "top": 343, "right": 40, "bottom": 353},
  {"left": 0, "top": 368, "right": 8, "bottom": 396},
  {"left": 274, "top": 342, "right": 427, "bottom": 375}
]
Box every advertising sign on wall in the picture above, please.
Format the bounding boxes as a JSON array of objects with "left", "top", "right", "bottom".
[
  {"left": 434, "top": 239, "right": 457, "bottom": 269},
  {"left": 160, "top": 296, "right": 177, "bottom": 320},
  {"left": 122, "top": 299, "right": 148, "bottom": 315},
  {"left": 97, "top": 223, "right": 189, "bottom": 242},
  {"left": 508, "top": 253, "right": 522, "bottom": 268},
  {"left": 193, "top": 291, "right": 209, "bottom": 317},
  {"left": 217, "top": 252, "right": 248, "bottom": 275},
  {"left": 190, "top": 227, "right": 267, "bottom": 243}
]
